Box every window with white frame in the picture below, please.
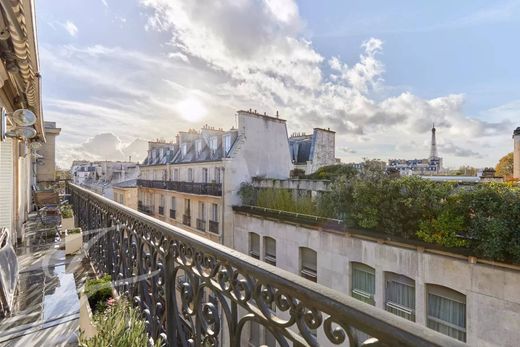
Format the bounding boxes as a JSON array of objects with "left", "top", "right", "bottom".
[
  {"left": 210, "top": 137, "right": 218, "bottom": 152},
  {"left": 299, "top": 247, "right": 317, "bottom": 282},
  {"left": 210, "top": 203, "right": 218, "bottom": 222},
  {"left": 202, "top": 168, "right": 208, "bottom": 183},
  {"left": 426, "top": 285, "right": 466, "bottom": 342},
  {"left": 188, "top": 168, "right": 193, "bottom": 182},
  {"left": 263, "top": 237, "right": 276, "bottom": 266},
  {"left": 182, "top": 143, "right": 187, "bottom": 156},
  {"left": 385, "top": 272, "right": 415, "bottom": 321},
  {"left": 249, "top": 232, "right": 260, "bottom": 259},
  {"left": 196, "top": 140, "right": 202, "bottom": 155},
  {"left": 224, "top": 135, "right": 232, "bottom": 154},
  {"left": 351, "top": 262, "right": 375, "bottom": 305},
  {"left": 198, "top": 202, "right": 205, "bottom": 220}
]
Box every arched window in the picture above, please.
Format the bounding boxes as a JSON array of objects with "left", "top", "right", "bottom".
[
  {"left": 385, "top": 272, "right": 415, "bottom": 321},
  {"left": 426, "top": 284, "right": 466, "bottom": 342},
  {"left": 351, "top": 262, "right": 375, "bottom": 305},
  {"left": 299, "top": 247, "right": 317, "bottom": 282},
  {"left": 263, "top": 237, "right": 276, "bottom": 266},
  {"left": 249, "top": 233, "right": 260, "bottom": 259}
]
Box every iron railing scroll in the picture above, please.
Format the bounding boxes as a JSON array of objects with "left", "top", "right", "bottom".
[{"left": 67, "top": 182, "right": 466, "bottom": 347}]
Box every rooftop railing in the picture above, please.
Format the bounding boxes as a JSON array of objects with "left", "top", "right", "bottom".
[
  {"left": 137, "top": 179, "right": 222, "bottom": 196},
  {"left": 68, "top": 182, "right": 465, "bottom": 347}
]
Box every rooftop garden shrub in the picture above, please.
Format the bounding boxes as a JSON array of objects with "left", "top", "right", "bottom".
[
  {"left": 84, "top": 274, "right": 113, "bottom": 315},
  {"left": 79, "top": 298, "right": 162, "bottom": 347},
  {"left": 67, "top": 227, "right": 82, "bottom": 234},
  {"left": 61, "top": 204, "right": 73, "bottom": 218}
]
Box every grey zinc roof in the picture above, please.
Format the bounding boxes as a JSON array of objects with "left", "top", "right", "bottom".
[{"left": 289, "top": 138, "right": 312, "bottom": 164}]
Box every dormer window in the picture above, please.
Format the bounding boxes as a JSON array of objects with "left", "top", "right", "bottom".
[
  {"left": 196, "top": 140, "right": 202, "bottom": 156},
  {"left": 210, "top": 137, "right": 217, "bottom": 152},
  {"left": 182, "top": 143, "right": 187, "bottom": 157},
  {"left": 224, "top": 135, "right": 232, "bottom": 154}
]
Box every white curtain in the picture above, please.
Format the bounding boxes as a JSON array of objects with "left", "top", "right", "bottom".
[{"left": 427, "top": 293, "right": 466, "bottom": 342}]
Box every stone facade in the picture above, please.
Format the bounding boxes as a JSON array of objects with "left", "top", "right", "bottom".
[
  {"left": 36, "top": 122, "right": 61, "bottom": 183},
  {"left": 289, "top": 128, "right": 336, "bottom": 174},
  {"left": 233, "top": 212, "right": 520, "bottom": 347}
]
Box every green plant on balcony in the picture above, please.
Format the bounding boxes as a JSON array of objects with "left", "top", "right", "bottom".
[
  {"left": 84, "top": 275, "right": 113, "bottom": 315},
  {"left": 67, "top": 227, "right": 82, "bottom": 234},
  {"left": 61, "top": 204, "right": 74, "bottom": 218},
  {"left": 79, "top": 298, "right": 162, "bottom": 347}
]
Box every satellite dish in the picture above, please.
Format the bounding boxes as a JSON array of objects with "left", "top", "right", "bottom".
[{"left": 11, "top": 109, "right": 37, "bottom": 126}]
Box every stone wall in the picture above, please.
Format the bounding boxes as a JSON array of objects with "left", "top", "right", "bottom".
[{"left": 233, "top": 211, "right": 520, "bottom": 346}]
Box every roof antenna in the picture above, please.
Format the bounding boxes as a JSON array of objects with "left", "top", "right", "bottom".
[{"left": 276, "top": 110, "right": 279, "bottom": 118}]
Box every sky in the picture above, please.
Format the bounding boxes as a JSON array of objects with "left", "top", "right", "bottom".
[{"left": 36, "top": 0, "right": 520, "bottom": 169}]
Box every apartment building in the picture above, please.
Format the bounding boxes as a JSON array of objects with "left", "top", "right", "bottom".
[
  {"left": 289, "top": 128, "right": 337, "bottom": 175},
  {"left": 137, "top": 110, "right": 293, "bottom": 246}
]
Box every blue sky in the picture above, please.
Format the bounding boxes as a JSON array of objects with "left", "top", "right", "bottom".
[{"left": 36, "top": 0, "right": 519, "bottom": 168}]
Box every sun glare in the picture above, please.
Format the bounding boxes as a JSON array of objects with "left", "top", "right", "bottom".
[{"left": 176, "top": 97, "right": 207, "bottom": 122}]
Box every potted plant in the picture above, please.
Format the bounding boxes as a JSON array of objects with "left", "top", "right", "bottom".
[
  {"left": 65, "top": 227, "right": 82, "bottom": 255},
  {"left": 61, "top": 204, "right": 75, "bottom": 231},
  {"left": 80, "top": 275, "right": 113, "bottom": 339}
]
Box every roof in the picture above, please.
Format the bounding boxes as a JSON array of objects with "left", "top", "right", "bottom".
[
  {"left": 514, "top": 127, "right": 520, "bottom": 136},
  {"left": 112, "top": 179, "right": 137, "bottom": 188}
]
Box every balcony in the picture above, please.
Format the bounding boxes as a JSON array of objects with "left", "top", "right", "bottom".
[
  {"left": 158, "top": 206, "right": 164, "bottom": 215},
  {"left": 138, "top": 203, "right": 154, "bottom": 215},
  {"left": 169, "top": 209, "right": 176, "bottom": 219},
  {"left": 137, "top": 179, "right": 222, "bottom": 196},
  {"left": 62, "top": 183, "right": 465, "bottom": 346},
  {"left": 182, "top": 214, "right": 191, "bottom": 227},
  {"left": 209, "top": 220, "right": 219, "bottom": 234},
  {"left": 196, "top": 218, "right": 206, "bottom": 232}
]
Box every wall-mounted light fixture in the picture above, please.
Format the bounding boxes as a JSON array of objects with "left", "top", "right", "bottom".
[{"left": 1, "top": 107, "right": 37, "bottom": 141}]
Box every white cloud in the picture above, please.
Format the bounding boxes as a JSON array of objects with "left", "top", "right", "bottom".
[{"left": 63, "top": 20, "right": 78, "bottom": 37}]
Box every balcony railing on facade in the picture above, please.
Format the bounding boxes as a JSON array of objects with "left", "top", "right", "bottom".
[
  {"left": 137, "top": 201, "right": 154, "bottom": 215},
  {"left": 182, "top": 214, "right": 191, "bottom": 227},
  {"left": 169, "top": 209, "right": 176, "bottom": 219},
  {"left": 208, "top": 220, "right": 219, "bottom": 234},
  {"left": 137, "top": 179, "right": 222, "bottom": 196},
  {"left": 196, "top": 218, "right": 206, "bottom": 232},
  {"left": 67, "top": 182, "right": 466, "bottom": 347}
]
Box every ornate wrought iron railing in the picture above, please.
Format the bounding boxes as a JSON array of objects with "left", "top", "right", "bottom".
[
  {"left": 137, "top": 179, "right": 222, "bottom": 196},
  {"left": 68, "top": 183, "right": 465, "bottom": 347}
]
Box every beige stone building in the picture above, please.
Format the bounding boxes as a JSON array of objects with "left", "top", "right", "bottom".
[
  {"left": 35, "top": 121, "right": 60, "bottom": 183},
  {"left": 234, "top": 208, "right": 520, "bottom": 346},
  {"left": 137, "top": 110, "right": 293, "bottom": 246},
  {"left": 112, "top": 179, "right": 138, "bottom": 210}
]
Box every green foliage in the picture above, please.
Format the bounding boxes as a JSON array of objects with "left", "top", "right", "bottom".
[
  {"left": 61, "top": 204, "right": 74, "bottom": 218},
  {"left": 79, "top": 299, "right": 162, "bottom": 347},
  {"left": 495, "top": 152, "right": 514, "bottom": 179},
  {"left": 304, "top": 164, "right": 358, "bottom": 180},
  {"left": 257, "top": 188, "right": 317, "bottom": 215},
  {"left": 238, "top": 182, "right": 257, "bottom": 206},
  {"left": 84, "top": 275, "right": 113, "bottom": 315},
  {"left": 67, "top": 227, "right": 82, "bottom": 234}
]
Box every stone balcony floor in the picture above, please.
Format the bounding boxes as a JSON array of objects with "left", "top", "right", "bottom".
[{"left": 0, "top": 213, "right": 93, "bottom": 347}]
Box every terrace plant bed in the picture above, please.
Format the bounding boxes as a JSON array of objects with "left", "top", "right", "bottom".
[
  {"left": 61, "top": 204, "right": 75, "bottom": 231},
  {"left": 80, "top": 275, "right": 114, "bottom": 340}
]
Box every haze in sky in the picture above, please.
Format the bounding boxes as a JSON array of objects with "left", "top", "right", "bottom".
[{"left": 37, "top": 0, "right": 520, "bottom": 168}]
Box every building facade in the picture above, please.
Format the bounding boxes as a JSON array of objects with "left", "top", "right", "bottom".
[
  {"left": 35, "top": 122, "right": 61, "bottom": 183},
  {"left": 289, "top": 128, "right": 336, "bottom": 175},
  {"left": 137, "top": 110, "right": 293, "bottom": 247},
  {"left": 233, "top": 210, "right": 520, "bottom": 346},
  {"left": 112, "top": 179, "right": 138, "bottom": 210}
]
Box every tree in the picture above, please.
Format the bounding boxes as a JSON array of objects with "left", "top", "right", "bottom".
[{"left": 495, "top": 152, "right": 514, "bottom": 179}]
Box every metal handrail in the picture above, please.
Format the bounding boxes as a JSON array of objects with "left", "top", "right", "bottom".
[{"left": 68, "top": 182, "right": 466, "bottom": 347}]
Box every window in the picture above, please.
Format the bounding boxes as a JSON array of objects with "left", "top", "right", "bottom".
[
  {"left": 188, "top": 168, "right": 193, "bottom": 182},
  {"left": 264, "top": 237, "right": 276, "bottom": 266},
  {"left": 385, "top": 272, "right": 415, "bottom": 321},
  {"left": 202, "top": 168, "right": 208, "bottom": 183},
  {"left": 214, "top": 167, "right": 221, "bottom": 183},
  {"left": 299, "top": 247, "right": 317, "bottom": 282},
  {"left": 224, "top": 135, "right": 232, "bottom": 154},
  {"left": 196, "top": 140, "right": 202, "bottom": 155},
  {"left": 249, "top": 233, "right": 260, "bottom": 259},
  {"left": 184, "top": 199, "right": 191, "bottom": 216},
  {"left": 198, "top": 202, "right": 206, "bottom": 220},
  {"left": 351, "top": 263, "right": 375, "bottom": 305},
  {"left": 426, "top": 285, "right": 466, "bottom": 342},
  {"left": 211, "top": 203, "right": 218, "bottom": 222},
  {"left": 182, "top": 143, "right": 187, "bottom": 156},
  {"left": 171, "top": 197, "right": 176, "bottom": 210},
  {"left": 158, "top": 195, "right": 165, "bottom": 215},
  {"left": 173, "top": 168, "right": 179, "bottom": 181},
  {"left": 210, "top": 137, "right": 217, "bottom": 151}
]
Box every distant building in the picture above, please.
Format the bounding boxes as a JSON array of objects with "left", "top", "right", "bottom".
[
  {"left": 289, "top": 128, "right": 336, "bottom": 174},
  {"left": 514, "top": 127, "right": 520, "bottom": 179},
  {"left": 112, "top": 179, "right": 138, "bottom": 210},
  {"left": 388, "top": 124, "right": 443, "bottom": 175},
  {"left": 35, "top": 122, "right": 61, "bottom": 183}
]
